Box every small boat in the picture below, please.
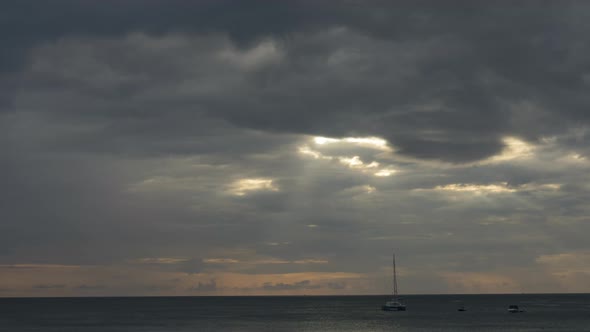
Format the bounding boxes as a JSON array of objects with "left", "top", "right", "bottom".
[
  {"left": 508, "top": 304, "right": 525, "bottom": 313},
  {"left": 382, "top": 253, "right": 406, "bottom": 311},
  {"left": 457, "top": 305, "right": 467, "bottom": 312},
  {"left": 383, "top": 299, "right": 406, "bottom": 311}
]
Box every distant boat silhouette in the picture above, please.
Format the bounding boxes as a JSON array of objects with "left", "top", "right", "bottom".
[
  {"left": 454, "top": 300, "right": 467, "bottom": 311},
  {"left": 508, "top": 304, "right": 525, "bottom": 313},
  {"left": 382, "top": 253, "right": 406, "bottom": 311}
]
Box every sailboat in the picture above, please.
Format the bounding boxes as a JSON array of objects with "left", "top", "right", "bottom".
[{"left": 382, "top": 253, "right": 407, "bottom": 311}]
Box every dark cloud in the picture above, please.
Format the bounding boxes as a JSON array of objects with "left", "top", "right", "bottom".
[
  {"left": 3, "top": 1, "right": 590, "bottom": 295},
  {"left": 3, "top": 1, "right": 590, "bottom": 162},
  {"left": 32, "top": 284, "right": 66, "bottom": 289},
  {"left": 77, "top": 284, "right": 106, "bottom": 290}
]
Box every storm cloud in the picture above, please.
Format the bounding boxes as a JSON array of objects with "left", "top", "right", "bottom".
[{"left": 2, "top": 1, "right": 590, "bottom": 296}]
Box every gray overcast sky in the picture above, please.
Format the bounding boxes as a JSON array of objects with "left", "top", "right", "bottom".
[{"left": 2, "top": 1, "right": 590, "bottom": 296}]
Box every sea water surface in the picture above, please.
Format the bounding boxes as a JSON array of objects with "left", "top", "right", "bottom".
[{"left": 1, "top": 294, "right": 589, "bottom": 331}]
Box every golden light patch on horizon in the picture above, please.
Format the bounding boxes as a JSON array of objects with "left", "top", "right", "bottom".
[
  {"left": 265, "top": 241, "right": 291, "bottom": 246},
  {"left": 0, "top": 264, "right": 84, "bottom": 269},
  {"left": 536, "top": 251, "right": 590, "bottom": 267},
  {"left": 251, "top": 259, "right": 291, "bottom": 264},
  {"left": 204, "top": 257, "right": 328, "bottom": 265},
  {"left": 378, "top": 265, "right": 410, "bottom": 277},
  {"left": 254, "top": 259, "right": 328, "bottom": 265},
  {"left": 292, "top": 259, "right": 329, "bottom": 264},
  {"left": 0, "top": 261, "right": 367, "bottom": 297},
  {"left": 203, "top": 258, "right": 239, "bottom": 264},
  {"left": 440, "top": 271, "right": 520, "bottom": 294},
  {"left": 535, "top": 251, "right": 590, "bottom": 292},
  {"left": 219, "top": 272, "right": 367, "bottom": 295},
  {"left": 136, "top": 257, "right": 190, "bottom": 264},
  {"left": 228, "top": 178, "right": 279, "bottom": 196},
  {"left": 0, "top": 263, "right": 194, "bottom": 297}
]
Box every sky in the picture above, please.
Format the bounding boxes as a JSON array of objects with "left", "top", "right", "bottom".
[{"left": 2, "top": 1, "right": 590, "bottom": 297}]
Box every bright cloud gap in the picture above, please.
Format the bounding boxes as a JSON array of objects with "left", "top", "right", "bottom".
[
  {"left": 415, "top": 182, "right": 562, "bottom": 195},
  {"left": 313, "top": 136, "right": 391, "bottom": 151},
  {"left": 228, "top": 178, "right": 279, "bottom": 196},
  {"left": 298, "top": 136, "right": 397, "bottom": 177}
]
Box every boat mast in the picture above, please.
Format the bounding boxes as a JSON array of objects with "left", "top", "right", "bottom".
[{"left": 393, "top": 253, "right": 398, "bottom": 298}]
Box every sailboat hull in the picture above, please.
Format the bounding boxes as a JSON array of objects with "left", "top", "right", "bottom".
[{"left": 382, "top": 305, "right": 406, "bottom": 311}]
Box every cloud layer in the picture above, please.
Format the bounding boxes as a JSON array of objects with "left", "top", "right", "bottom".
[{"left": 2, "top": 1, "right": 590, "bottom": 296}]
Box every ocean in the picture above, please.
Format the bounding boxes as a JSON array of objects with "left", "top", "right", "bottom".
[{"left": 0, "top": 294, "right": 589, "bottom": 331}]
